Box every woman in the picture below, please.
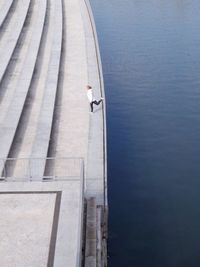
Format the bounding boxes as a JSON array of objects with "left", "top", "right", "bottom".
[{"left": 86, "top": 85, "right": 103, "bottom": 112}]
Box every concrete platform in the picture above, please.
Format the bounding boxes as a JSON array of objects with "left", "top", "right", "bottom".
[{"left": 0, "top": 180, "right": 84, "bottom": 267}]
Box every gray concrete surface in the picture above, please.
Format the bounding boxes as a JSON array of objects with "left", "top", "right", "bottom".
[
  {"left": 0, "top": 0, "right": 13, "bottom": 28},
  {"left": 51, "top": 0, "right": 89, "bottom": 163},
  {"left": 0, "top": 0, "right": 46, "bottom": 175},
  {"left": 30, "top": 0, "right": 62, "bottom": 178},
  {"left": 0, "top": 180, "right": 84, "bottom": 267},
  {"left": 0, "top": 0, "right": 106, "bottom": 202},
  {"left": 0, "top": 192, "right": 56, "bottom": 267},
  {"left": 0, "top": 0, "right": 31, "bottom": 83},
  {"left": 80, "top": 0, "right": 107, "bottom": 205},
  {"left": 0, "top": 0, "right": 107, "bottom": 264},
  {"left": 49, "top": 0, "right": 107, "bottom": 204}
]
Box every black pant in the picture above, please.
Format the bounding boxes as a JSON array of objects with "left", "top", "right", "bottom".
[{"left": 90, "top": 100, "right": 102, "bottom": 112}]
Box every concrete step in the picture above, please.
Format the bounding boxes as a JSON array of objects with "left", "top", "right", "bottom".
[
  {"left": 0, "top": 0, "right": 47, "bottom": 176},
  {"left": 0, "top": 0, "right": 14, "bottom": 30},
  {"left": 0, "top": 0, "right": 35, "bottom": 123},
  {"left": 0, "top": 0, "right": 31, "bottom": 84},
  {"left": 29, "top": 0, "right": 63, "bottom": 179},
  {"left": 6, "top": 0, "right": 53, "bottom": 178}
]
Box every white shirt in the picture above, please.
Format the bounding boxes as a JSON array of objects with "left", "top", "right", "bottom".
[{"left": 87, "top": 89, "right": 95, "bottom": 103}]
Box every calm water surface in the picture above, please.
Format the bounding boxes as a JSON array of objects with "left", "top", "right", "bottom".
[{"left": 90, "top": 1, "right": 200, "bottom": 266}]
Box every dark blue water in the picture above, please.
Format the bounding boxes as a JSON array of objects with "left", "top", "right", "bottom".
[{"left": 90, "top": 1, "right": 200, "bottom": 266}]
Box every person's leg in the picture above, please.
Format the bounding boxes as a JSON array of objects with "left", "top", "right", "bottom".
[
  {"left": 93, "top": 99, "right": 102, "bottom": 106},
  {"left": 90, "top": 102, "right": 93, "bottom": 112}
]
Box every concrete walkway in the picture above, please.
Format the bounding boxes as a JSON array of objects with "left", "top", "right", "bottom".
[
  {"left": 50, "top": 0, "right": 89, "bottom": 161},
  {"left": 48, "top": 0, "right": 106, "bottom": 204},
  {"left": 81, "top": 0, "right": 107, "bottom": 205}
]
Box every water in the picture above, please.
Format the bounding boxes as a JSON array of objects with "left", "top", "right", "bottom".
[{"left": 90, "top": 1, "right": 200, "bottom": 266}]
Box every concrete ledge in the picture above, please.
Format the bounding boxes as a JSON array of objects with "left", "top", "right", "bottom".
[
  {"left": 0, "top": 0, "right": 13, "bottom": 29},
  {"left": 80, "top": 0, "right": 107, "bottom": 206}
]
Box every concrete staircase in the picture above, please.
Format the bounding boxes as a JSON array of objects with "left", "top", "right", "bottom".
[
  {"left": 0, "top": 0, "right": 106, "bottom": 206},
  {"left": 0, "top": 0, "right": 62, "bottom": 179}
]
